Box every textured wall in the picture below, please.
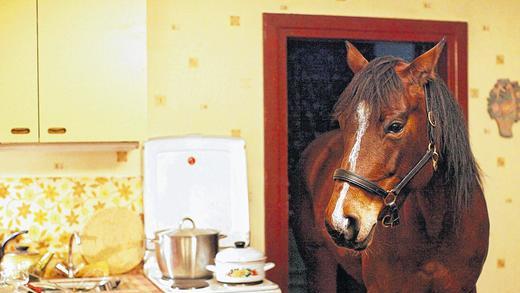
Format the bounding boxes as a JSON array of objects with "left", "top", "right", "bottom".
[{"left": 147, "top": 1, "right": 519, "bottom": 291}]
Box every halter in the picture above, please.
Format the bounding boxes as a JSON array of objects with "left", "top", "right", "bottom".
[{"left": 332, "top": 84, "right": 439, "bottom": 228}]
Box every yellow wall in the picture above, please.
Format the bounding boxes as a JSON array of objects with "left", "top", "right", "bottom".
[{"left": 147, "top": 1, "right": 519, "bottom": 292}]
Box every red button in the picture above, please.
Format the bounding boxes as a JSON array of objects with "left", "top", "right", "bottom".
[{"left": 188, "top": 156, "right": 196, "bottom": 165}]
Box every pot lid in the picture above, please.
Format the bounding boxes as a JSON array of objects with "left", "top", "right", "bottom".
[
  {"left": 215, "top": 241, "right": 265, "bottom": 262},
  {"left": 157, "top": 217, "right": 219, "bottom": 237}
]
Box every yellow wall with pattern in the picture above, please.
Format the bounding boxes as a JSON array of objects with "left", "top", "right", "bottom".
[{"left": 147, "top": 1, "right": 518, "bottom": 292}]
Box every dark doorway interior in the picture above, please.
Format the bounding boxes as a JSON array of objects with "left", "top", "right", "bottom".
[{"left": 287, "top": 38, "right": 443, "bottom": 292}]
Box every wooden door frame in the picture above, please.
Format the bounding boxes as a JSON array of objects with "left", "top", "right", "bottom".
[{"left": 263, "top": 13, "right": 467, "bottom": 292}]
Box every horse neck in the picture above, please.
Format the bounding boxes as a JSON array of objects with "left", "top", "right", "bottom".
[{"left": 412, "top": 175, "right": 452, "bottom": 239}]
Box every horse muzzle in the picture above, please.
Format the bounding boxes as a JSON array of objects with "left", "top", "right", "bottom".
[{"left": 325, "top": 220, "right": 376, "bottom": 251}]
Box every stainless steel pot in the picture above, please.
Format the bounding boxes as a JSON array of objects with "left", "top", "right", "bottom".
[{"left": 154, "top": 217, "right": 219, "bottom": 279}]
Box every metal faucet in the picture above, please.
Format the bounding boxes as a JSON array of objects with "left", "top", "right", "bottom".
[
  {"left": 55, "top": 232, "right": 82, "bottom": 278},
  {"left": 0, "top": 230, "right": 29, "bottom": 264}
]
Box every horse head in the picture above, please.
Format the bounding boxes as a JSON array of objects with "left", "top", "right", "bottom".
[{"left": 324, "top": 40, "right": 446, "bottom": 250}]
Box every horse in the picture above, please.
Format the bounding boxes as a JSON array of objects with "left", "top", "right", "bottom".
[{"left": 290, "top": 39, "right": 489, "bottom": 293}]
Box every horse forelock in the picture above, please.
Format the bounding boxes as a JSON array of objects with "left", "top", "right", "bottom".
[
  {"left": 332, "top": 55, "right": 481, "bottom": 230},
  {"left": 333, "top": 56, "right": 404, "bottom": 124}
]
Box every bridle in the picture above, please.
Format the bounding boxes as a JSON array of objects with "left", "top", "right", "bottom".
[{"left": 332, "top": 83, "right": 439, "bottom": 228}]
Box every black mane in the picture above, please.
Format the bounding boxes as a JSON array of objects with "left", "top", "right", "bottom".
[{"left": 333, "top": 56, "right": 481, "bottom": 225}]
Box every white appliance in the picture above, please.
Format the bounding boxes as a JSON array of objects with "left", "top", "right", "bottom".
[{"left": 143, "top": 136, "right": 280, "bottom": 293}]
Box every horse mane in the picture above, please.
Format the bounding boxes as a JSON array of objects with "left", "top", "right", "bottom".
[
  {"left": 428, "top": 77, "right": 482, "bottom": 222},
  {"left": 333, "top": 56, "right": 482, "bottom": 226}
]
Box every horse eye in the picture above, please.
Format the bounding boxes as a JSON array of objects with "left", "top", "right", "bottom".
[{"left": 386, "top": 122, "right": 404, "bottom": 134}]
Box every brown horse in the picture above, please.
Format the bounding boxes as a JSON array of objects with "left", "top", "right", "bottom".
[{"left": 290, "top": 40, "right": 489, "bottom": 292}]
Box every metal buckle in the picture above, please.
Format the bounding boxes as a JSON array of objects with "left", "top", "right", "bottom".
[
  {"left": 382, "top": 214, "right": 399, "bottom": 228},
  {"left": 381, "top": 191, "right": 400, "bottom": 228},
  {"left": 428, "top": 111, "right": 436, "bottom": 127},
  {"left": 431, "top": 151, "right": 439, "bottom": 171},
  {"left": 381, "top": 203, "right": 400, "bottom": 227},
  {"left": 428, "top": 143, "right": 439, "bottom": 171},
  {"left": 382, "top": 214, "right": 392, "bottom": 227},
  {"left": 383, "top": 191, "right": 397, "bottom": 206}
]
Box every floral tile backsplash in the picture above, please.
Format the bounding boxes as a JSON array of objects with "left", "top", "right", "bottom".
[{"left": 0, "top": 177, "right": 142, "bottom": 254}]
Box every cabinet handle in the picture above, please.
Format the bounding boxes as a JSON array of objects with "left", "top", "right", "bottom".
[
  {"left": 11, "top": 128, "right": 31, "bottom": 135},
  {"left": 48, "top": 127, "right": 67, "bottom": 134}
]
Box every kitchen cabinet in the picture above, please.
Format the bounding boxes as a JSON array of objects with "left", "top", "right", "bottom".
[
  {"left": 0, "top": 0, "right": 146, "bottom": 143},
  {"left": 0, "top": 0, "right": 39, "bottom": 143}
]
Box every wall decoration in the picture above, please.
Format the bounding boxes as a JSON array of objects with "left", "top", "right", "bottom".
[
  {"left": 188, "top": 57, "right": 199, "bottom": 68},
  {"left": 497, "top": 157, "right": 506, "bottom": 167},
  {"left": 497, "top": 258, "right": 506, "bottom": 268},
  {"left": 487, "top": 79, "right": 520, "bottom": 137},
  {"left": 470, "top": 88, "right": 479, "bottom": 98},
  {"left": 423, "top": 2, "right": 432, "bottom": 8},
  {"left": 496, "top": 55, "right": 505, "bottom": 64},
  {"left": 229, "top": 16, "right": 240, "bottom": 26}
]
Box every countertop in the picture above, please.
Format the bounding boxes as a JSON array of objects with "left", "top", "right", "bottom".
[
  {"left": 1, "top": 274, "right": 161, "bottom": 293},
  {"left": 112, "top": 274, "right": 162, "bottom": 292}
]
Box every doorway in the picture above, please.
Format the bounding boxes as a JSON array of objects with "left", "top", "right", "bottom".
[
  {"left": 263, "top": 13, "right": 468, "bottom": 293},
  {"left": 287, "top": 38, "right": 444, "bottom": 292}
]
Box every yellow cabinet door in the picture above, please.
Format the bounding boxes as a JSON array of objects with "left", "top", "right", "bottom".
[
  {"left": 38, "top": 0, "right": 146, "bottom": 142},
  {"left": 0, "top": 0, "right": 38, "bottom": 143}
]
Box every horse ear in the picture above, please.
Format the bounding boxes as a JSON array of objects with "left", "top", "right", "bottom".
[
  {"left": 346, "top": 41, "right": 368, "bottom": 74},
  {"left": 404, "top": 38, "right": 446, "bottom": 84}
]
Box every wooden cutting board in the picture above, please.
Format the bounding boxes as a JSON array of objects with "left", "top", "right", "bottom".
[{"left": 80, "top": 208, "right": 144, "bottom": 275}]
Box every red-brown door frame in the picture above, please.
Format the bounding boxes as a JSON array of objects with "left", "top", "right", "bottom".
[{"left": 263, "top": 13, "right": 467, "bottom": 292}]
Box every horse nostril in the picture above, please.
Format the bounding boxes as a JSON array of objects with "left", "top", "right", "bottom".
[
  {"left": 343, "top": 217, "right": 359, "bottom": 241},
  {"left": 325, "top": 217, "right": 359, "bottom": 244}
]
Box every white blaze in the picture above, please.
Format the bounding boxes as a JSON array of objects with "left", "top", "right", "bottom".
[{"left": 332, "top": 101, "right": 370, "bottom": 232}]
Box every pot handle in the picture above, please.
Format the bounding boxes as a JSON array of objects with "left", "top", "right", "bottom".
[
  {"left": 264, "top": 262, "right": 275, "bottom": 271},
  {"left": 179, "top": 217, "right": 196, "bottom": 230},
  {"left": 206, "top": 264, "right": 216, "bottom": 272}
]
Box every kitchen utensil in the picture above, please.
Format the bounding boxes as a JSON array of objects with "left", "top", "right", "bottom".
[
  {"left": 0, "top": 231, "right": 48, "bottom": 274},
  {"left": 1, "top": 265, "right": 29, "bottom": 292},
  {"left": 154, "top": 217, "right": 219, "bottom": 279},
  {"left": 80, "top": 208, "right": 144, "bottom": 275},
  {"left": 206, "top": 241, "right": 275, "bottom": 284},
  {"left": 31, "top": 251, "right": 54, "bottom": 277},
  {"left": 29, "top": 276, "right": 121, "bottom": 291}
]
